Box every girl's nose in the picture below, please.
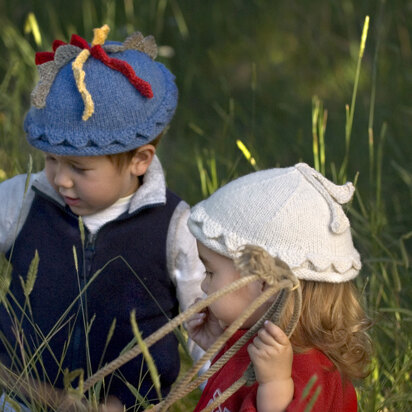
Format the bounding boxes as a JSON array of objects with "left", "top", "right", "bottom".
[{"left": 201, "top": 277, "right": 208, "bottom": 295}]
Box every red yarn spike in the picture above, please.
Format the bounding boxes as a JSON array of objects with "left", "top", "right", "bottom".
[
  {"left": 90, "top": 45, "right": 153, "bottom": 98},
  {"left": 70, "top": 34, "right": 90, "bottom": 50},
  {"left": 52, "top": 39, "right": 66, "bottom": 51},
  {"left": 35, "top": 51, "right": 55, "bottom": 65}
]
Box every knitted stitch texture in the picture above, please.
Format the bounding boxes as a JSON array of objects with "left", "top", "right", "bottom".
[
  {"left": 188, "top": 163, "right": 361, "bottom": 282},
  {"left": 24, "top": 29, "right": 178, "bottom": 156}
]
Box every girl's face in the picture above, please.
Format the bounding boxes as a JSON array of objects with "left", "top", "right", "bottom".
[
  {"left": 197, "top": 241, "right": 268, "bottom": 329},
  {"left": 45, "top": 153, "right": 139, "bottom": 216}
]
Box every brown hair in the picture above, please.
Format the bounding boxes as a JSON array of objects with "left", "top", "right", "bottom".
[
  {"left": 283, "top": 280, "right": 372, "bottom": 381},
  {"left": 106, "top": 132, "right": 163, "bottom": 171}
]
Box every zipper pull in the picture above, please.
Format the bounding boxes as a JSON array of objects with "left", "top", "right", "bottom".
[{"left": 85, "top": 232, "right": 96, "bottom": 251}]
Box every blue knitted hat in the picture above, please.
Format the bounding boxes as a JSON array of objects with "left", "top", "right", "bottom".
[{"left": 24, "top": 25, "right": 178, "bottom": 156}]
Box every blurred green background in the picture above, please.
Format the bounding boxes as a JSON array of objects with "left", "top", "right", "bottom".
[
  {"left": 0, "top": 1, "right": 410, "bottom": 208},
  {"left": 0, "top": 0, "right": 411, "bottom": 410}
]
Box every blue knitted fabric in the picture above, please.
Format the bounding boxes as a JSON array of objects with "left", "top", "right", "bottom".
[{"left": 24, "top": 43, "right": 178, "bottom": 156}]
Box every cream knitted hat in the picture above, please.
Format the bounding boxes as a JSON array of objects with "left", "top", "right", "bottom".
[{"left": 188, "top": 163, "right": 361, "bottom": 282}]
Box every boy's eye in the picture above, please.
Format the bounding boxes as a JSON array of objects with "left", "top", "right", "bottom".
[
  {"left": 71, "top": 163, "right": 89, "bottom": 172},
  {"left": 204, "top": 270, "right": 214, "bottom": 277},
  {"left": 72, "top": 165, "right": 85, "bottom": 172}
]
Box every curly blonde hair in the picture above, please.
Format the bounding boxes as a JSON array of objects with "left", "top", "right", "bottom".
[
  {"left": 235, "top": 245, "right": 372, "bottom": 382},
  {"left": 283, "top": 280, "right": 372, "bottom": 381}
]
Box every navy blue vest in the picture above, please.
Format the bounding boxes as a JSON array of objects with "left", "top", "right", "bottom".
[{"left": 1, "top": 187, "right": 181, "bottom": 408}]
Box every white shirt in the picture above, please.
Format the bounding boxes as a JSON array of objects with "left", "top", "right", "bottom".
[{"left": 83, "top": 193, "right": 134, "bottom": 234}]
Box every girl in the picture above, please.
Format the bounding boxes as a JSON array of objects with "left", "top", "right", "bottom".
[{"left": 187, "top": 163, "right": 371, "bottom": 412}]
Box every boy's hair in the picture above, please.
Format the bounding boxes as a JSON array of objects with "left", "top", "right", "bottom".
[
  {"left": 24, "top": 25, "right": 177, "bottom": 157},
  {"left": 106, "top": 132, "right": 163, "bottom": 171},
  {"left": 281, "top": 280, "right": 372, "bottom": 381}
]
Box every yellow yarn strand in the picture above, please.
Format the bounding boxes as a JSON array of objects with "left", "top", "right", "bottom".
[
  {"left": 72, "top": 48, "right": 93, "bottom": 121},
  {"left": 92, "top": 24, "right": 110, "bottom": 46},
  {"left": 72, "top": 25, "right": 110, "bottom": 121}
]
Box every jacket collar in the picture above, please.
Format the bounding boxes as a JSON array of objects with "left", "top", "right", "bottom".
[
  {"left": 128, "top": 155, "right": 166, "bottom": 213},
  {"left": 32, "top": 155, "right": 167, "bottom": 214}
]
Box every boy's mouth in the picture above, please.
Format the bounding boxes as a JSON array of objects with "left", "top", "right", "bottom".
[{"left": 63, "top": 195, "right": 80, "bottom": 206}]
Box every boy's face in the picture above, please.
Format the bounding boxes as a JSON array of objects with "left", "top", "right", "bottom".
[
  {"left": 44, "top": 153, "right": 140, "bottom": 216},
  {"left": 197, "top": 241, "right": 267, "bottom": 329}
]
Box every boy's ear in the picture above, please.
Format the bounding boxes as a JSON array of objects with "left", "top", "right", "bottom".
[{"left": 130, "top": 144, "right": 156, "bottom": 176}]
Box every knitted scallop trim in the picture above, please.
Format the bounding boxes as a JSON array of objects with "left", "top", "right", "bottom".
[
  {"left": 24, "top": 62, "right": 176, "bottom": 152},
  {"left": 188, "top": 205, "right": 362, "bottom": 278}
]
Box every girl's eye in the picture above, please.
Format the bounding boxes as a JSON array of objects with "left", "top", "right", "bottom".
[{"left": 204, "top": 270, "right": 214, "bottom": 277}]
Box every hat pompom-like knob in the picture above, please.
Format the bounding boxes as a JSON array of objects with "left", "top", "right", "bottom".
[{"left": 295, "top": 163, "right": 354, "bottom": 234}]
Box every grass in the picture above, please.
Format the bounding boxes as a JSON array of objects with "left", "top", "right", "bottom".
[
  {"left": 0, "top": 1, "right": 411, "bottom": 411},
  {"left": 169, "top": 346, "right": 202, "bottom": 412}
]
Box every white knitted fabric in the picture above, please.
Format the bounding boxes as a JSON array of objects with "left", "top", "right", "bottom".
[{"left": 188, "top": 163, "right": 361, "bottom": 282}]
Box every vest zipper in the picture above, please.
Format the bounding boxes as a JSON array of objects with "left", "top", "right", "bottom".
[{"left": 71, "top": 231, "right": 97, "bottom": 372}]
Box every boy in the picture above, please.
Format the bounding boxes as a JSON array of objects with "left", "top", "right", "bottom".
[{"left": 0, "top": 25, "right": 204, "bottom": 410}]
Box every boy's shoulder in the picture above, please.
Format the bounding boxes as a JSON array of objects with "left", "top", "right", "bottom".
[
  {"left": 0, "top": 172, "right": 40, "bottom": 252},
  {"left": 0, "top": 171, "right": 39, "bottom": 201}
]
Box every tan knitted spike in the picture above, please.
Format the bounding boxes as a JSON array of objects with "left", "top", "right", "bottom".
[
  {"left": 123, "top": 31, "right": 158, "bottom": 59},
  {"left": 123, "top": 31, "right": 144, "bottom": 48},
  {"left": 31, "top": 61, "right": 59, "bottom": 108},
  {"left": 141, "top": 35, "right": 158, "bottom": 58},
  {"left": 31, "top": 45, "right": 82, "bottom": 108},
  {"left": 54, "top": 44, "right": 83, "bottom": 68}
]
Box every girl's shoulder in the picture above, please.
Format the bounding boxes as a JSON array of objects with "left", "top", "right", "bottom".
[
  {"left": 293, "top": 348, "right": 333, "bottom": 368},
  {"left": 292, "top": 348, "right": 341, "bottom": 383},
  {"left": 290, "top": 349, "right": 357, "bottom": 412}
]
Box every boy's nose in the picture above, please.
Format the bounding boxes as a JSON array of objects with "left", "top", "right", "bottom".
[{"left": 54, "top": 166, "right": 73, "bottom": 188}]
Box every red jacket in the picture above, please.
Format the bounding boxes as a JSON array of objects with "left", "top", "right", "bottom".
[{"left": 194, "top": 330, "right": 357, "bottom": 412}]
